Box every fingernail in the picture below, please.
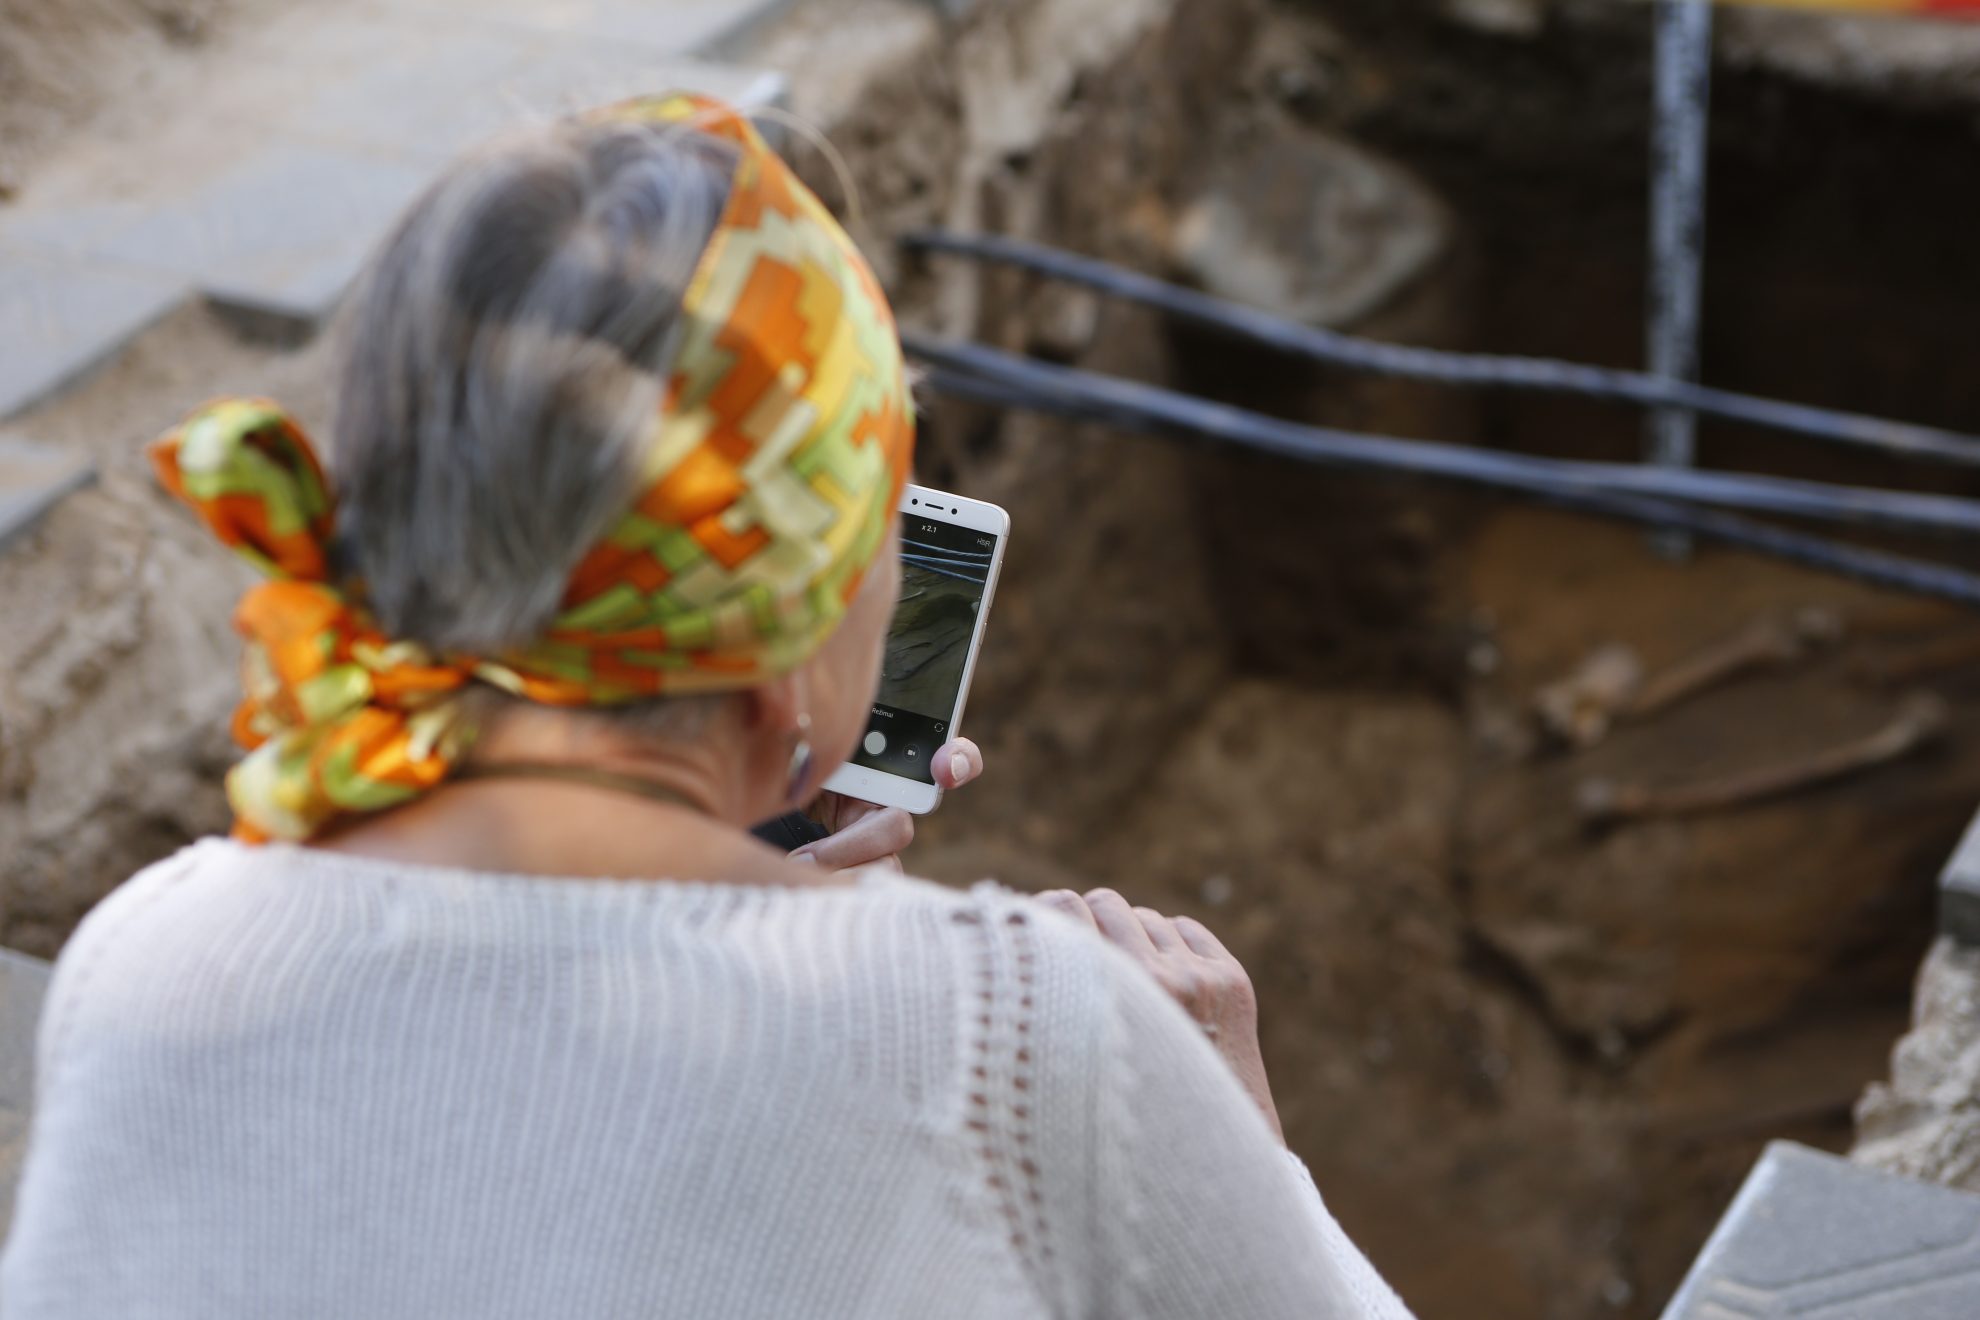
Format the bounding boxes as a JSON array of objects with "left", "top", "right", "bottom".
[
  {"left": 792, "top": 851, "right": 819, "bottom": 866},
  {"left": 950, "top": 752, "right": 970, "bottom": 784}
]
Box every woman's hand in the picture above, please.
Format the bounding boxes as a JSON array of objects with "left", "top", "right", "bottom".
[
  {"left": 793, "top": 737, "right": 984, "bottom": 872},
  {"left": 1035, "top": 888, "right": 1284, "bottom": 1143}
]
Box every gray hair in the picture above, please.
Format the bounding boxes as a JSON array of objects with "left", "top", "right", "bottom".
[{"left": 329, "top": 116, "right": 737, "bottom": 654}]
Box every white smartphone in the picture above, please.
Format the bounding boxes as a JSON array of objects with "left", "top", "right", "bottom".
[{"left": 824, "top": 483, "right": 1010, "bottom": 814}]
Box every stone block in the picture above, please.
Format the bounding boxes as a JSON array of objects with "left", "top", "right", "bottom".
[
  {"left": 194, "top": 46, "right": 780, "bottom": 317},
  {"left": 120, "top": 144, "right": 430, "bottom": 331},
  {"left": 0, "top": 948, "right": 52, "bottom": 1243},
  {"left": 408, "top": 0, "right": 797, "bottom": 58},
  {"left": 1941, "top": 805, "right": 1980, "bottom": 945},
  {"left": 1660, "top": 1141, "right": 1980, "bottom": 1319},
  {"left": 1171, "top": 127, "right": 1448, "bottom": 330},
  {"left": 489, "top": 53, "right": 787, "bottom": 131},
  {"left": 7, "top": 143, "right": 432, "bottom": 333},
  {"left": 289, "top": 20, "right": 547, "bottom": 165},
  {"left": 0, "top": 435, "right": 96, "bottom": 555},
  {"left": 0, "top": 6, "right": 791, "bottom": 358},
  {"left": 0, "top": 243, "right": 190, "bottom": 419},
  {"left": 1442, "top": 0, "right": 1544, "bottom": 37},
  {"left": 295, "top": 27, "right": 790, "bottom": 185},
  {"left": 302, "top": 33, "right": 787, "bottom": 166}
]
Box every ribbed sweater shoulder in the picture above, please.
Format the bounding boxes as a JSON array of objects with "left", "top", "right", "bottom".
[{"left": 2, "top": 839, "right": 1412, "bottom": 1320}]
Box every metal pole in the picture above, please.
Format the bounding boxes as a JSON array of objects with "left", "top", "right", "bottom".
[{"left": 1648, "top": 0, "right": 1714, "bottom": 556}]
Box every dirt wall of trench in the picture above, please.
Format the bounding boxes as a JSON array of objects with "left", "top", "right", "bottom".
[{"left": 887, "top": 5, "right": 1980, "bottom": 1316}]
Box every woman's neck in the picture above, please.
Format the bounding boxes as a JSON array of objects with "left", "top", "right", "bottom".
[
  {"left": 314, "top": 781, "right": 813, "bottom": 887},
  {"left": 313, "top": 707, "right": 830, "bottom": 888}
]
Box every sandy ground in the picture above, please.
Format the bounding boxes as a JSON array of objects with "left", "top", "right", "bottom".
[{"left": 0, "top": 0, "right": 289, "bottom": 190}]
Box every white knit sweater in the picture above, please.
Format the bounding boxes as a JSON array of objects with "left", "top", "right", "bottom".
[{"left": 0, "top": 840, "right": 1412, "bottom": 1319}]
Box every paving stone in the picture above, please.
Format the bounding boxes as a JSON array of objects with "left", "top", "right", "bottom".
[
  {"left": 1940, "top": 804, "right": 1980, "bottom": 945},
  {"left": 0, "top": 435, "right": 97, "bottom": 555},
  {"left": 493, "top": 52, "right": 787, "bottom": 131},
  {"left": 121, "top": 144, "right": 427, "bottom": 331},
  {"left": 289, "top": 20, "right": 548, "bottom": 165},
  {"left": 299, "top": 30, "right": 786, "bottom": 167},
  {"left": 0, "top": 949, "right": 52, "bottom": 1244},
  {"left": 7, "top": 49, "right": 783, "bottom": 341},
  {"left": 0, "top": 0, "right": 793, "bottom": 380},
  {"left": 0, "top": 244, "right": 191, "bottom": 420},
  {"left": 7, "top": 142, "right": 432, "bottom": 333},
  {"left": 409, "top": 0, "right": 795, "bottom": 58},
  {"left": 1660, "top": 1141, "right": 1980, "bottom": 1319}
]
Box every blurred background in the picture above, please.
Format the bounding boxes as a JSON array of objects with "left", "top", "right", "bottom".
[{"left": 9, "top": 0, "right": 1980, "bottom": 1315}]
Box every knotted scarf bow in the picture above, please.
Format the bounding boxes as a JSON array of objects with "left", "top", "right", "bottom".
[{"left": 151, "top": 95, "right": 914, "bottom": 842}]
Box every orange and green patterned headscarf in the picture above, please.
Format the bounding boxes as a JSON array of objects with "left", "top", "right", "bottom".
[{"left": 151, "top": 95, "right": 914, "bottom": 843}]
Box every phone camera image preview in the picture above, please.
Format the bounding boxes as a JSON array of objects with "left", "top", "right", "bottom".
[{"left": 851, "top": 517, "right": 996, "bottom": 785}]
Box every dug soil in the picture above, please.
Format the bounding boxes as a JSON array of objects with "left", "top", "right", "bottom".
[{"left": 908, "top": 4, "right": 1980, "bottom": 1315}]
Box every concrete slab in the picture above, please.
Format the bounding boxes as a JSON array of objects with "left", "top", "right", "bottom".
[
  {"left": 5, "top": 45, "right": 783, "bottom": 340},
  {"left": 0, "top": 949, "right": 52, "bottom": 1244},
  {"left": 0, "top": 0, "right": 793, "bottom": 391},
  {"left": 288, "top": 20, "right": 547, "bottom": 166},
  {"left": 1660, "top": 1141, "right": 1980, "bottom": 1319},
  {"left": 489, "top": 52, "right": 788, "bottom": 131},
  {"left": 0, "top": 244, "right": 191, "bottom": 420},
  {"left": 104, "top": 143, "right": 429, "bottom": 331},
  {"left": 299, "top": 26, "right": 786, "bottom": 167},
  {"left": 408, "top": 0, "right": 794, "bottom": 59},
  {"left": 4, "top": 141, "right": 432, "bottom": 333},
  {"left": 0, "top": 435, "right": 96, "bottom": 554},
  {"left": 1941, "top": 805, "right": 1980, "bottom": 945}
]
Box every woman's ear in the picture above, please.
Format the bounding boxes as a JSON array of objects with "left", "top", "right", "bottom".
[{"left": 741, "top": 670, "right": 809, "bottom": 737}]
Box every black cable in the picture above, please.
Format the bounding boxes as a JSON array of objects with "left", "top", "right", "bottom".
[
  {"left": 910, "top": 347, "right": 1980, "bottom": 608},
  {"left": 904, "top": 230, "right": 1980, "bottom": 468},
  {"left": 906, "top": 337, "right": 1980, "bottom": 537}
]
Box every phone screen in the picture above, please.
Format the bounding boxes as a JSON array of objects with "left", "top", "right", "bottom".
[{"left": 848, "top": 515, "right": 1001, "bottom": 785}]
